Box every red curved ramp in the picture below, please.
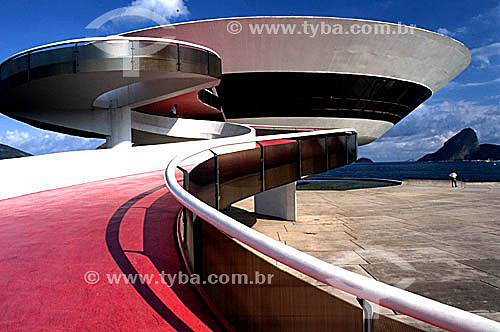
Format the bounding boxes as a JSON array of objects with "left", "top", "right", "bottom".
[{"left": 0, "top": 171, "right": 224, "bottom": 331}]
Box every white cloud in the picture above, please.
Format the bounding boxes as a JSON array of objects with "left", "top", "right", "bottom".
[
  {"left": 4, "top": 130, "right": 30, "bottom": 145},
  {"left": 472, "top": 1, "right": 500, "bottom": 22},
  {"left": 471, "top": 42, "right": 500, "bottom": 67},
  {"left": 85, "top": 0, "right": 189, "bottom": 32},
  {"left": 129, "top": 0, "right": 189, "bottom": 20},
  {"left": 0, "top": 130, "right": 104, "bottom": 155},
  {"left": 437, "top": 27, "right": 452, "bottom": 35},
  {"left": 54, "top": 133, "right": 65, "bottom": 141},
  {"left": 359, "top": 100, "right": 500, "bottom": 161},
  {"left": 446, "top": 77, "right": 500, "bottom": 88},
  {"left": 437, "top": 26, "right": 467, "bottom": 37}
]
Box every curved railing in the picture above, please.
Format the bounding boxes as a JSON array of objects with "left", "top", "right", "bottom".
[
  {"left": 165, "top": 129, "right": 500, "bottom": 332},
  {"left": 0, "top": 36, "right": 221, "bottom": 89},
  {"left": 1, "top": 35, "right": 220, "bottom": 64}
]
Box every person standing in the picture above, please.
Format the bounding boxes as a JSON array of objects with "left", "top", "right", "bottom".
[
  {"left": 449, "top": 171, "right": 458, "bottom": 188},
  {"left": 169, "top": 104, "right": 178, "bottom": 117}
]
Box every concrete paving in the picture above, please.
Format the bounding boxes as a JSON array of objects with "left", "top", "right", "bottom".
[{"left": 230, "top": 181, "right": 500, "bottom": 328}]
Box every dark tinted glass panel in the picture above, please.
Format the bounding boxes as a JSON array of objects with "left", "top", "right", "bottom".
[
  {"left": 0, "top": 55, "right": 29, "bottom": 87},
  {"left": 29, "top": 62, "right": 75, "bottom": 80},
  {"left": 1, "top": 54, "right": 28, "bottom": 79},
  {"left": 218, "top": 148, "right": 262, "bottom": 209},
  {"left": 300, "top": 137, "right": 327, "bottom": 176},
  {"left": 179, "top": 46, "right": 208, "bottom": 75},
  {"left": 184, "top": 133, "right": 356, "bottom": 212},
  {"left": 208, "top": 53, "right": 221, "bottom": 78},
  {"left": 29, "top": 47, "right": 75, "bottom": 68},
  {"left": 189, "top": 157, "right": 217, "bottom": 208},
  {"left": 184, "top": 210, "right": 195, "bottom": 271},
  {"left": 263, "top": 141, "right": 299, "bottom": 190},
  {"left": 346, "top": 134, "right": 357, "bottom": 164},
  {"left": 154, "top": 43, "right": 178, "bottom": 60},
  {"left": 327, "top": 136, "right": 347, "bottom": 170}
]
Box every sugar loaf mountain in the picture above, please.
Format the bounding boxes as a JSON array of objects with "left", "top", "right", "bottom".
[{"left": 419, "top": 128, "right": 500, "bottom": 162}]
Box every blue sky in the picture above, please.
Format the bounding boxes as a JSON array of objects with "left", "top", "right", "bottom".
[{"left": 1, "top": 0, "right": 499, "bottom": 160}]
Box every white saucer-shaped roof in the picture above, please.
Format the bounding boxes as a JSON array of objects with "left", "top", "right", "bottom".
[
  {"left": 125, "top": 17, "right": 471, "bottom": 145},
  {"left": 125, "top": 16, "right": 471, "bottom": 93}
]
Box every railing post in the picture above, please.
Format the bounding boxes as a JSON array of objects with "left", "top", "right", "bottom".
[
  {"left": 177, "top": 165, "right": 202, "bottom": 274},
  {"left": 206, "top": 49, "right": 210, "bottom": 76},
  {"left": 325, "top": 136, "right": 329, "bottom": 171},
  {"left": 256, "top": 142, "right": 265, "bottom": 192},
  {"left": 346, "top": 135, "right": 349, "bottom": 164},
  {"left": 354, "top": 133, "right": 358, "bottom": 163},
  {"left": 26, "top": 52, "right": 31, "bottom": 82},
  {"left": 72, "top": 43, "right": 79, "bottom": 74},
  {"left": 209, "top": 149, "right": 220, "bottom": 210},
  {"left": 193, "top": 213, "right": 202, "bottom": 275},
  {"left": 130, "top": 41, "right": 135, "bottom": 71},
  {"left": 296, "top": 139, "right": 302, "bottom": 178},
  {"left": 357, "top": 298, "right": 373, "bottom": 332},
  {"left": 176, "top": 43, "right": 181, "bottom": 71},
  {"left": 177, "top": 166, "right": 190, "bottom": 245}
]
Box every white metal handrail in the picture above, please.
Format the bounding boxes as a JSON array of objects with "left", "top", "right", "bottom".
[{"left": 165, "top": 129, "right": 500, "bottom": 332}]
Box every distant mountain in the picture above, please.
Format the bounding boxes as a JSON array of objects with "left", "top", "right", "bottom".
[
  {"left": 418, "top": 128, "right": 500, "bottom": 162},
  {"left": 473, "top": 144, "right": 500, "bottom": 161},
  {"left": 355, "top": 157, "right": 373, "bottom": 163},
  {"left": 0, "top": 144, "right": 32, "bottom": 160}
]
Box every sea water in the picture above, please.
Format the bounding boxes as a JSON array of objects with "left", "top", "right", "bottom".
[{"left": 311, "top": 161, "right": 500, "bottom": 182}]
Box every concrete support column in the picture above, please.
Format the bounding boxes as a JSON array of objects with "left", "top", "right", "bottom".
[
  {"left": 106, "top": 105, "right": 132, "bottom": 149},
  {"left": 254, "top": 182, "right": 297, "bottom": 221}
]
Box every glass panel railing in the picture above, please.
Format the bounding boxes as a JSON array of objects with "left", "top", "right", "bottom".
[
  {"left": 0, "top": 38, "right": 222, "bottom": 88},
  {"left": 218, "top": 147, "right": 262, "bottom": 209},
  {"left": 0, "top": 54, "right": 28, "bottom": 84},
  {"left": 29, "top": 46, "right": 76, "bottom": 68},
  {"left": 179, "top": 46, "right": 209, "bottom": 75},
  {"left": 183, "top": 133, "right": 355, "bottom": 219},
  {"left": 262, "top": 140, "right": 300, "bottom": 190},
  {"left": 300, "top": 136, "right": 328, "bottom": 176},
  {"left": 189, "top": 156, "right": 217, "bottom": 208},
  {"left": 208, "top": 52, "right": 221, "bottom": 78},
  {"left": 327, "top": 135, "right": 347, "bottom": 169},
  {"left": 174, "top": 131, "right": 360, "bottom": 330},
  {"left": 347, "top": 133, "right": 358, "bottom": 164}
]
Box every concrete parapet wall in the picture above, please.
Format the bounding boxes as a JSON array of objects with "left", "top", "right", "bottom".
[{"left": 199, "top": 220, "right": 364, "bottom": 331}]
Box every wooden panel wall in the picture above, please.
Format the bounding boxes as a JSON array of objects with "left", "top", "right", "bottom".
[{"left": 200, "top": 221, "right": 364, "bottom": 332}]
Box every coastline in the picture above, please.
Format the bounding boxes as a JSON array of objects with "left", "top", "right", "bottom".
[{"left": 314, "top": 161, "right": 500, "bottom": 182}]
